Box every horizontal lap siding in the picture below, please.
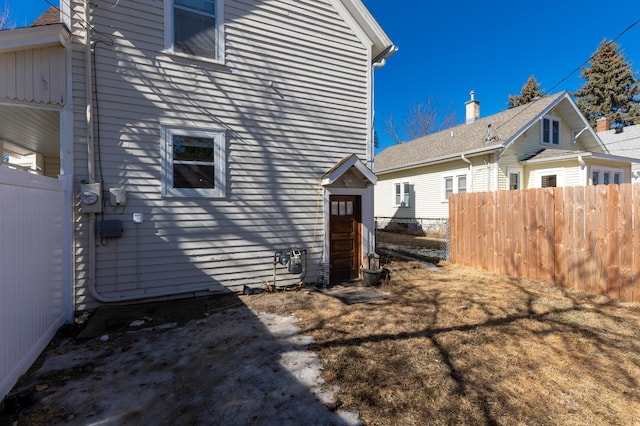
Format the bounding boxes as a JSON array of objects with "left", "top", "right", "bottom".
[{"left": 72, "top": 0, "right": 369, "bottom": 309}]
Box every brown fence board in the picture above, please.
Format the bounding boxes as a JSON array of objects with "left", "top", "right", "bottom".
[
  {"left": 573, "top": 187, "right": 586, "bottom": 292},
  {"left": 619, "top": 184, "right": 633, "bottom": 302},
  {"left": 595, "top": 185, "right": 609, "bottom": 295},
  {"left": 557, "top": 187, "right": 569, "bottom": 288},
  {"left": 633, "top": 184, "right": 640, "bottom": 302},
  {"left": 584, "top": 185, "right": 597, "bottom": 295},
  {"left": 449, "top": 183, "right": 639, "bottom": 303},
  {"left": 607, "top": 185, "right": 620, "bottom": 299},
  {"left": 526, "top": 189, "right": 538, "bottom": 281}
]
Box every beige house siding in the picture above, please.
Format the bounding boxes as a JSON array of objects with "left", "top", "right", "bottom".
[
  {"left": 523, "top": 161, "right": 582, "bottom": 188},
  {"left": 70, "top": 0, "right": 373, "bottom": 309},
  {"left": 375, "top": 156, "right": 493, "bottom": 221}
]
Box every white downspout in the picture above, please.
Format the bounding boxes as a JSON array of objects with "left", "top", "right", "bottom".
[
  {"left": 578, "top": 154, "right": 588, "bottom": 185},
  {"left": 461, "top": 153, "right": 473, "bottom": 191}
]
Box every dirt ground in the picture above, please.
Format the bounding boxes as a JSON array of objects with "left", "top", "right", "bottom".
[{"left": 4, "top": 257, "right": 640, "bottom": 425}]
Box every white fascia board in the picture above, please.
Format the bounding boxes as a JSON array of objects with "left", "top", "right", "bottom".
[
  {"left": 520, "top": 151, "right": 635, "bottom": 165},
  {"left": 0, "top": 24, "right": 70, "bottom": 54},
  {"left": 375, "top": 146, "right": 502, "bottom": 176},
  {"left": 501, "top": 92, "right": 569, "bottom": 152},
  {"left": 322, "top": 155, "right": 377, "bottom": 186},
  {"left": 330, "top": 0, "right": 395, "bottom": 60}
]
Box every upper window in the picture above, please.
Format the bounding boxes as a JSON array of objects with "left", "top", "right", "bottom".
[
  {"left": 394, "top": 182, "right": 411, "bottom": 207},
  {"left": 542, "top": 117, "right": 560, "bottom": 145},
  {"left": 162, "top": 127, "right": 226, "bottom": 198},
  {"left": 165, "top": 0, "right": 224, "bottom": 62},
  {"left": 443, "top": 174, "right": 468, "bottom": 200}
]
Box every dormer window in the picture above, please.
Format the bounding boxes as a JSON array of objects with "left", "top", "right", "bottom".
[{"left": 542, "top": 117, "right": 560, "bottom": 145}]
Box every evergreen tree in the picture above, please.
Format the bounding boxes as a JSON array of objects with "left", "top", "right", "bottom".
[
  {"left": 575, "top": 40, "right": 640, "bottom": 128},
  {"left": 508, "top": 76, "right": 545, "bottom": 107}
]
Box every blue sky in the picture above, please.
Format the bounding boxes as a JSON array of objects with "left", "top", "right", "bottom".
[
  {"left": 363, "top": 0, "right": 640, "bottom": 152},
  {"left": 5, "top": 0, "right": 640, "bottom": 153}
]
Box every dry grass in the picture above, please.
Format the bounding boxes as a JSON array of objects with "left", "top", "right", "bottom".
[{"left": 247, "top": 261, "right": 640, "bottom": 425}]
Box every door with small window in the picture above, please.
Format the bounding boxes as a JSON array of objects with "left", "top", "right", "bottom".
[{"left": 329, "top": 195, "right": 361, "bottom": 282}]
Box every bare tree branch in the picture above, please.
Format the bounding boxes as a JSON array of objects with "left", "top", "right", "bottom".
[
  {"left": 0, "top": 2, "right": 12, "bottom": 30},
  {"left": 383, "top": 114, "right": 403, "bottom": 144},
  {"left": 386, "top": 96, "right": 459, "bottom": 144}
]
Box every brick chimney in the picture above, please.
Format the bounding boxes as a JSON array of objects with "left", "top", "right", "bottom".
[
  {"left": 596, "top": 117, "right": 611, "bottom": 132},
  {"left": 465, "top": 90, "right": 480, "bottom": 124}
]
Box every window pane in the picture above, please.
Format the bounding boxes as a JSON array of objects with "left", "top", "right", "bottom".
[
  {"left": 176, "top": 0, "right": 215, "bottom": 15},
  {"left": 543, "top": 119, "right": 550, "bottom": 143},
  {"left": 331, "top": 201, "right": 338, "bottom": 216},
  {"left": 604, "top": 172, "right": 610, "bottom": 185},
  {"left": 510, "top": 173, "right": 519, "bottom": 190},
  {"left": 445, "top": 177, "right": 453, "bottom": 198},
  {"left": 592, "top": 171, "right": 599, "bottom": 185},
  {"left": 173, "top": 164, "right": 214, "bottom": 188},
  {"left": 346, "top": 201, "right": 353, "bottom": 215},
  {"left": 339, "top": 201, "right": 346, "bottom": 216},
  {"left": 395, "top": 183, "right": 401, "bottom": 205},
  {"left": 541, "top": 175, "right": 557, "bottom": 188},
  {"left": 552, "top": 120, "right": 560, "bottom": 145},
  {"left": 403, "top": 182, "right": 410, "bottom": 205},
  {"left": 173, "top": 135, "right": 214, "bottom": 162},
  {"left": 174, "top": 8, "right": 216, "bottom": 59},
  {"left": 457, "top": 176, "right": 467, "bottom": 193},
  {"left": 614, "top": 173, "right": 621, "bottom": 184}
]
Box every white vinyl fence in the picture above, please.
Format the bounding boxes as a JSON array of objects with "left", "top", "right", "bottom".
[{"left": 0, "top": 168, "right": 72, "bottom": 398}]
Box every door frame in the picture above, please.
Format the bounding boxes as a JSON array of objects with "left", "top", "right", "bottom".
[
  {"left": 323, "top": 186, "right": 375, "bottom": 284},
  {"left": 329, "top": 194, "right": 362, "bottom": 282}
]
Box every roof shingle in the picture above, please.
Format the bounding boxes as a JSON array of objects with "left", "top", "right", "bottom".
[
  {"left": 375, "top": 92, "right": 566, "bottom": 172},
  {"left": 30, "top": 6, "right": 60, "bottom": 27}
]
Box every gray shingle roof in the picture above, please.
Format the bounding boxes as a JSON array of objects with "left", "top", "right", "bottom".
[
  {"left": 598, "top": 124, "right": 640, "bottom": 160},
  {"left": 375, "top": 92, "right": 566, "bottom": 173}
]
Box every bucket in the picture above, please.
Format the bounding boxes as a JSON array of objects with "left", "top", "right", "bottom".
[{"left": 361, "top": 267, "right": 382, "bottom": 286}]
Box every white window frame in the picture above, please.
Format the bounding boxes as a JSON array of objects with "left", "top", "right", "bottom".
[
  {"left": 164, "top": 0, "right": 225, "bottom": 64},
  {"left": 442, "top": 173, "right": 468, "bottom": 201},
  {"left": 541, "top": 116, "right": 560, "bottom": 146},
  {"left": 507, "top": 166, "right": 522, "bottom": 190},
  {"left": 591, "top": 166, "right": 624, "bottom": 185},
  {"left": 393, "top": 181, "right": 411, "bottom": 207},
  {"left": 534, "top": 168, "right": 564, "bottom": 188},
  {"left": 161, "top": 126, "right": 226, "bottom": 198}
]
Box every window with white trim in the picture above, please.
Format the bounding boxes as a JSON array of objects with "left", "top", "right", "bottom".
[
  {"left": 507, "top": 167, "right": 522, "bottom": 190},
  {"left": 541, "top": 174, "right": 557, "bottom": 187},
  {"left": 162, "top": 127, "right": 226, "bottom": 198},
  {"left": 541, "top": 116, "right": 560, "bottom": 145},
  {"left": 443, "top": 174, "right": 468, "bottom": 200},
  {"left": 394, "top": 182, "right": 411, "bottom": 207},
  {"left": 165, "top": 0, "right": 224, "bottom": 62},
  {"left": 509, "top": 171, "right": 520, "bottom": 190},
  {"left": 591, "top": 167, "right": 623, "bottom": 185}
]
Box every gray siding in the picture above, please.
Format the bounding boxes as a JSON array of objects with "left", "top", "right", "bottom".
[{"left": 71, "top": 0, "right": 372, "bottom": 309}]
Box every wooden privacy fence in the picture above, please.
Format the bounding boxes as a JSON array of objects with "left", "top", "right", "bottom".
[{"left": 449, "top": 184, "right": 640, "bottom": 303}]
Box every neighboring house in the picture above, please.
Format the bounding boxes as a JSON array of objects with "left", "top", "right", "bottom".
[
  {"left": 0, "top": 0, "right": 396, "bottom": 312},
  {"left": 374, "top": 91, "right": 636, "bottom": 223},
  {"left": 597, "top": 119, "right": 640, "bottom": 183}
]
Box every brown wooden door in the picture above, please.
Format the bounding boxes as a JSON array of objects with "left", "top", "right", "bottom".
[{"left": 329, "top": 195, "right": 361, "bottom": 282}]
